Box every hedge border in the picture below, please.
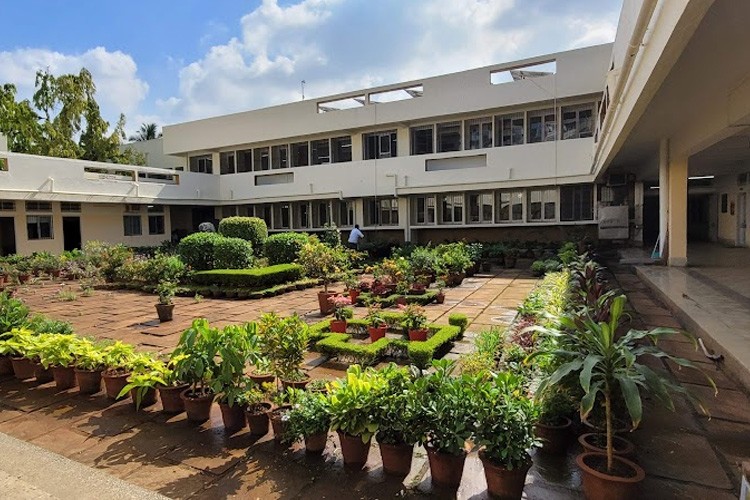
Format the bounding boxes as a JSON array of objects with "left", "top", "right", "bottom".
[
  {"left": 192, "top": 264, "right": 303, "bottom": 289},
  {"left": 99, "top": 277, "right": 320, "bottom": 300},
  {"left": 354, "top": 290, "right": 438, "bottom": 308}
]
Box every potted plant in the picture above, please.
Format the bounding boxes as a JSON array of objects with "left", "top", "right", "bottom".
[
  {"left": 297, "top": 238, "right": 349, "bottom": 315},
  {"left": 248, "top": 356, "right": 275, "bottom": 386},
  {"left": 2, "top": 329, "right": 37, "bottom": 380},
  {"left": 118, "top": 368, "right": 164, "bottom": 410},
  {"left": 244, "top": 383, "right": 272, "bottom": 436},
  {"left": 401, "top": 304, "right": 428, "bottom": 341},
  {"left": 504, "top": 248, "right": 519, "bottom": 268},
  {"left": 215, "top": 377, "right": 253, "bottom": 433},
  {"left": 328, "top": 295, "right": 352, "bottom": 333},
  {"left": 74, "top": 340, "right": 108, "bottom": 395},
  {"left": 258, "top": 313, "right": 310, "bottom": 389},
  {"left": 373, "top": 364, "right": 419, "bottom": 476},
  {"left": 474, "top": 371, "right": 538, "bottom": 500},
  {"left": 37, "top": 333, "right": 83, "bottom": 390},
  {"left": 267, "top": 385, "right": 295, "bottom": 442},
  {"left": 435, "top": 280, "right": 446, "bottom": 305},
  {"left": 343, "top": 274, "right": 360, "bottom": 303},
  {"left": 365, "top": 303, "right": 387, "bottom": 343},
  {"left": 101, "top": 341, "right": 137, "bottom": 399},
  {"left": 155, "top": 280, "right": 176, "bottom": 322},
  {"left": 534, "top": 386, "right": 575, "bottom": 455},
  {"left": 284, "top": 389, "right": 330, "bottom": 454},
  {"left": 154, "top": 360, "right": 190, "bottom": 414},
  {"left": 210, "top": 323, "right": 257, "bottom": 432}
]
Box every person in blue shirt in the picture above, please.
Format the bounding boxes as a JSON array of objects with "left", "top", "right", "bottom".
[{"left": 347, "top": 224, "right": 364, "bottom": 250}]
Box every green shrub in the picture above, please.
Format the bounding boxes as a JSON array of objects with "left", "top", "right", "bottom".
[
  {"left": 83, "top": 241, "right": 133, "bottom": 282},
  {"left": 218, "top": 216, "right": 268, "bottom": 250},
  {"left": 407, "top": 325, "right": 461, "bottom": 368},
  {"left": 213, "top": 237, "right": 254, "bottom": 269},
  {"left": 264, "top": 232, "right": 309, "bottom": 265},
  {"left": 316, "top": 333, "right": 390, "bottom": 366},
  {"left": 192, "top": 264, "right": 303, "bottom": 289},
  {"left": 178, "top": 232, "right": 223, "bottom": 270},
  {"left": 320, "top": 222, "right": 341, "bottom": 248},
  {"left": 448, "top": 313, "right": 468, "bottom": 333},
  {"left": 143, "top": 253, "right": 189, "bottom": 283}
]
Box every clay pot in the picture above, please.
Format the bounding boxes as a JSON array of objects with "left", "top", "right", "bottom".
[
  {"left": 348, "top": 289, "right": 360, "bottom": 303},
  {"left": 74, "top": 369, "right": 103, "bottom": 395},
  {"left": 380, "top": 441, "right": 414, "bottom": 476},
  {"left": 270, "top": 405, "right": 291, "bottom": 442},
  {"left": 337, "top": 431, "right": 371, "bottom": 468},
  {"left": 318, "top": 290, "right": 337, "bottom": 315},
  {"left": 368, "top": 326, "right": 387, "bottom": 343},
  {"left": 11, "top": 357, "right": 35, "bottom": 380},
  {"left": 155, "top": 303, "right": 175, "bottom": 322},
  {"left": 305, "top": 433, "right": 327, "bottom": 454},
  {"left": 18, "top": 273, "right": 31, "bottom": 284},
  {"left": 219, "top": 402, "right": 247, "bottom": 433},
  {"left": 248, "top": 372, "right": 275, "bottom": 386},
  {"left": 576, "top": 452, "right": 645, "bottom": 500},
  {"left": 180, "top": 389, "right": 214, "bottom": 423},
  {"left": 102, "top": 371, "right": 131, "bottom": 400},
  {"left": 479, "top": 451, "right": 530, "bottom": 500},
  {"left": 281, "top": 377, "right": 310, "bottom": 391},
  {"left": 578, "top": 433, "right": 636, "bottom": 457},
  {"left": 131, "top": 387, "right": 158, "bottom": 409},
  {"left": 426, "top": 447, "right": 466, "bottom": 489},
  {"left": 435, "top": 292, "right": 445, "bottom": 304},
  {"left": 395, "top": 297, "right": 408, "bottom": 306},
  {"left": 329, "top": 319, "right": 347, "bottom": 333},
  {"left": 158, "top": 384, "right": 189, "bottom": 413},
  {"left": 535, "top": 417, "right": 572, "bottom": 455},
  {"left": 408, "top": 328, "right": 428, "bottom": 342},
  {"left": 0, "top": 355, "right": 13, "bottom": 376},
  {"left": 245, "top": 402, "right": 272, "bottom": 436},
  {"left": 33, "top": 362, "right": 53, "bottom": 384},
  {"left": 51, "top": 366, "right": 77, "bottom": 390}
]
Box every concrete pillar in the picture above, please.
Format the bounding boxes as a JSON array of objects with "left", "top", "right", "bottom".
[
  {"left": 658, "top": 139, "right": 669, "bottom": 257},
  {"left": 667, "top": 154, "right": 688, "bottom": 266},
  {"left": 633, "top": 181, "right": 644, "bottom": 245}
]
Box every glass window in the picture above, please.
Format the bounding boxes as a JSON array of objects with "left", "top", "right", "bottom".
[
  {"left": 236, "top": 149, "right": 253, "bottom": 172},
  {"left": 274, "top": 203, "right": 291, "bottom": 229},
  {"left": 60, "top": 202, "right": 81, "bottom": 212},
  {"left": 271, "top": 145, "right": 289, "bottom": 169},
  {"left": 26, "top": 215, "right": 53, "bottom": 240},
  {"left": 496, "top": 112, "right": 525, "bottom": 146},
  {"left": 253, "top": 147, "right": 269, "bottom": 171},
  {"left": 528, "top": 109, "right": 556, "bottom": 143},
  {"left": 291, "top": 142, "right": 309, "bottom": 167},
  {"left": 528, "top": 188, "right": 557, "bottom": 222},
  {"left": 252, "top": 204, "right": 273, "bottom": 227},
  {"left": 189, "top": 155, "right": 213, "bottom": 174},
  {"left": 561, "top": 104, "right": 595, "bottom": 140},
  {"left": 219, "top": 152, "right": 235, "bottom": 174},
  {"left": 497, "top": 191, "right": 524, "bottom": 222},
  {"left": 25, "top": 201, "right": 52, "bottom": 212},
  {"left": 0, "top": 201, "right": 15, "bottom": 211},
  {"left": 410, "top": 125, "right": 434, "bottom": 155},
  {"left": 311, "top": 139, "right": 330, "bottom": 165},
  {"left": 413, "top": 195, "right": 436, "bottom": 225},
  {"left": 222, "top": 206, "right": 237, "bottom": 218},
  {"left": 465, "top": 118, "right": 493, "bottom": 149},
  {"left": 315, "top": 201, "right": 331, "bottom": 227},
  {"left": 560, "top": 185, "right": 594, "bottom": 221},
  {"left": 379, "top": 199, "right": 399, "bottom": 225},
  {"left": 295, "top": 202, "right": 310, "bottom": 229},
  {"left": 363, "top": 130, "right": 397, "bottom": 160},
  {"left": 468, "top": 192, "right": 493, "bottom": 223},
  {"left": 123, "top": 215, "right": 142, "bottom": 236},
  {"left": 441, "top": 194, "right": 464, "bottom": 224},
  {"left": 148, "top": 215, "right": 165, "bottom": 235},
  {"left": 331, "top": 136, "right": 352, "bottom": 163},
  {"left": 436, "top": 122, "right": 461, "bottom": 153},
  {"left": 337, "top": 200, "right": 354, "bottom": 226}
]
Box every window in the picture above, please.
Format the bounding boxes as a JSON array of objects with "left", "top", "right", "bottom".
[
  {"left": 366, "top": 199, "right": 398, "bottom": 226},
  {"left": 237, "top": 149, "right": 253, "bottom": 173},
  {"left": 123, "top": 215, "right": 142, "bottom": 236},
  {"left": 295, "top": 202, "right": 311, "bottom": 229},
  {"left": 60, "top": 202, "right": 81, "bottom": 212},
  {"left": 337, "top": 200, "right": 355, "bottom": 226},
  {"left": 291, "top": 142, "right": 309, "bottom": 167},
  {"left": 254, "top": 204, "right": 273, "bottom": 227},
  {"left": 561, "top": 104, "right": 594, "bottom": 140},
  {"left": 465, "top": 118, "right": 493, "bottom": 149},
  {"left": 274, "top": 203, "right": 291, "bottom": 229},
  {"left": 26, "top": 215, "right": 53, "bottom": 240},
  {"left": 219, "top": 152, "right": 236, "bottom": 174},
  {"left": 410, "top": 125, "right": 434, "bottom": 155},
  {"left": 497, "top": 191, "right": 524, "bottom": 222},
  {"left": 222, "top": 206, "right": 237, "bottom": 218},
  {"left": 468, "top": 192, "right": 493, "bottom": 223},
  {"left": 331, "top": 136, "right": 352, "bottom": 163},
  {"left": 496, "top": 112, "right": 525, "bottom": 146},
  {"left": 253, "top": 147, "right": 270, "bottom": 171},
  {"left": 315, "top": 201, "right": 331, "bottom": 227},
  {"left": 363, "top": 131, "right": 397, "bottom": 159},
  {"left": 413, "top": 195, "right": 436, "bottom": 225},
  {"left": 311, "top": 139, "right": 330, "bottom": 165},
  {"left": 721, "top": 194, "right": 728, "bottom": 213},
  {"left": 528, "top": 188, "right": 557, "bottom": 222},
  {"left": 25, "top": 201, "right": 52, "bottom": 212},
  {"left": 271, "top": 145, "right": 289, "bottom": 169},
  {"left": 560, "top": 185, "right": 594, "bottom": 221},
  {"left": 189, "top": 155, "right": 213, "bottom": 174},
  {"left": 147, "top": 205, "right": 165, "bottom": 235},
  {"left": 441, "top": 194, "right": 464, "bottom": 224},
  {"left": 0, "top": 201, "right": 15, "bottom": 211},
  {"left": 436, "top": 122, "right": 461, "bottom": 152},
  {"left": 528, "top": 109, "right": 556, "bottom": 143}
]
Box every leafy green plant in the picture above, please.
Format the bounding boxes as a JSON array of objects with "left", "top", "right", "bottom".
[
  {"left": 327, "top": 365, "right": 388, "bottom": 442},
  {"left": 101, "top": 341, "right": 137, "bottom": 374},
  {"left": 264, "top": 232, "right": 309, "bottom": 265},
  {"left": 211, "top": 323, "right": 258, "bottom": 405},
  {"left": 55, "top": 289, "right": 78, "bottom": 302},
  {"left": 400, "top": 304, "right": 427, "bottom": 331},
  {"left": 170, "top": 319, "right": 221, "bottom": 396},
  {"left": 74, "top": 340, "right": 108, "bottom": 371},
  {"left": 192, "top": 264, "right": 303, "bottom": 288},
  {"left": 447, "top": 313, "right": 468, "bottom": 334},
  {"left": 36, "top": 334, "right": 84, "bottom": 368},
  {"left": 373, "top": 364, "right": 421, "bottom": 446},
  {"left": 297, "top": 237, "right": 350, "bottom": 293},
  {"left": 284, "top": 390, "right": 331, "bottom": 444},
  {"left": 365, "top": 303, "right": 386, "bottom": 328},
  {"left": 0, "top": 292, "right": 29, "bottom": 334},
  {"left": 212, "top": 236, "right": 254, "bottom": 269},
  {"left": 320, "top": 222, "right": 341, "bottom": 248},
  {"left": 156, "top": 280, "right": 176, "bottom": 305},
  {"left": 178, "top": 232, "right": 223, "bottom": 271},
  {"left": 257, "top": 313, "right": 309, "bottom": 382},
  {"left": 218, "top": 216, "right": 268, "bottom": 250},
  {"left": 118, "top": 369, "right": 166, "bottom": 409}
]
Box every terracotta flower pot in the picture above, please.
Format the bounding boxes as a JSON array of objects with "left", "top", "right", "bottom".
[
  {"left": 131, "top": 387, "right": 157, "bottom": 409},
  {"left": 245, "top": 402, "right": 272, "bottom": 436},
  {"left": 395, "top": 297, "right": 408, "bottom": 306},
  {"left": 337, "top": 431, "right": 371, "bottom": 468},
  {"left": 535, "top": 417, "right": 572, "bottom": 455},
  {"left": 51, "top": 366, "right": 77, "bottom": 390},
  {"left": 578, "top": 433, "right": 635, "bottom": 457},
  {"left": 10, "top": 357, "right": 35, "bottom": 380},
  {"left": 380, "top": 441, "right": 414, "bottom": 476},
  {"left": 329, "top": 319, "right": 347, "bottom": 333},
  {"left": 367, "top": 326, "right": 387, "bottom": 343},
  {"left": 576, "top": 452, "right": 645, "bottom": 500},
  {"left": 348, "top": 289, "right": 360, "bottom": 303},
  {"left": 158, "top": 384, "right": 189, "bottom": 413},
  {"left": 479, "top": 451, "right": 530, "bottom": 500},
  {"left": 435, "top": 293, "right": 445, "bottom": 304},
  {"left": 102, "top": 371, "right": 131, "bottom": 400},
  {"left": 75, "top": 369, "right": 103, "bottom": 395},
  {"left": 155, "top": 303, "right": 175, "bottom": 322},
  {"left": 408, "top": 328, "right": 428, "bottom": 342},
  {"left": 318, "top": 290, "right": 337, "bottom": 315},
  {"left": 248, "top": 372, "right": 275, "bottom": 386},
  {"left": 305, "top": 432, "right": 327, "bottom": 454},
  {"left": 0, "top": 355, "right": 13, "bottom": 376},
  {"left": 270, "top": 405, "right": 291, "bottom": 442},
  {"left": 426, "top": 447, "right": 466, "bottom": 489},
  {"left": 18, "top": 274, "right": 31, "bottom": 284},
  {"left": 219, "top": 402, "right": 247, "bottom": 433},
  {"left": 180, "top": 389, "right": 214, "bottom": 423},
  {"left": 33, "top": 362, "right": 53, "bottom": 384},
  {"left": 281, "top": 377, "right": 310, "bottom": 391}
]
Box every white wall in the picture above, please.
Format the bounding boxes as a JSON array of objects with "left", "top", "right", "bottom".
[
  {"left": 0, "top": 134, "right": 7, "bottom": 152},
  {"left": 120, "top": 138, "right": 186, "bottom": 170}
]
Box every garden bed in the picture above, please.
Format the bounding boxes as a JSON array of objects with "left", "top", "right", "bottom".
[{"left": 354, "top": 290, "right": 439, "bottom": 307}]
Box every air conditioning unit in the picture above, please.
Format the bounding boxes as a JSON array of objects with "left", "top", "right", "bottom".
[{"left": 607, "top": 174, "right": 627, "bottom": 187}]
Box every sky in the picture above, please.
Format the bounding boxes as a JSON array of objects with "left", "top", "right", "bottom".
[{"left": 0, "top": 0, "right": 622, "bottom": 135}]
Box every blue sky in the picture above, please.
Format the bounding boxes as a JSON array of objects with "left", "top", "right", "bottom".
[{"left": 0, "top": 0, "right": 622, "bottom": 135}]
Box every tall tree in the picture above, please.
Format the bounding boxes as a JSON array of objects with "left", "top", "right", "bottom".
[
  {"left": 0, "top": 84, "right": 41, "bottom": 153},
  {"left": 129, "top": 122, "right": 160, "bottom": 142}
]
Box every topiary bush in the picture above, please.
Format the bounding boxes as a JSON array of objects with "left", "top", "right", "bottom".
[
  {"left": 448, "top": 313, "right": 469, "bottom": 334},
  {"left": 213, "top": 237, "right": 254, "bottom": 269},
  {"left": 218, "top": 217, "right": 268, "bottom": 250},
  {"left": 192, "top": 264, "right": 304, "bottom": 288},
  {"left": 178, "top": 232, "right": 223, "bottom": 271},
  {"left": 264, "top": 232, "right": 309, "bottom": 265}
]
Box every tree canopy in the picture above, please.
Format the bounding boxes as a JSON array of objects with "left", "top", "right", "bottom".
[
  {"left": 0, "top": 68, "right": 145, "bottom": 165},
  {"left": 129, "top": 122, "right": 160, "bottom": 142}
]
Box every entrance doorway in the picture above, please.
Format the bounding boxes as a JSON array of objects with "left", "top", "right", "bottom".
[
  {"left": 0, "top": 217, "right": 16, "bottom": 255},
  {"left": 738, "top": 192, "right": 747, "bottom": 247},
  {"left": 688, "top": 194, "right": 711, "bottom": 242},
  {"left": 62, "top": 217, "right": 82, "bottom": 251},
  {"left": 191, "top": 207, "right": 216, "bottom": 231}
]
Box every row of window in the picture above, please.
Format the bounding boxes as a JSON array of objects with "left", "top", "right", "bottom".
[
  {"left": 123, "top": 205, "right": 165, "bottom": 237},
  {"left": 0, "top": 201, "right": 82, "bottom": 213},
  {"left": 221, "top": 200, "right": 356, "bottom": 231}
]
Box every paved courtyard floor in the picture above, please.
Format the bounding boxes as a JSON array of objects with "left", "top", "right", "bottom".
[{"left": 0, "top": 266, "right": 746, "bottom": 498}]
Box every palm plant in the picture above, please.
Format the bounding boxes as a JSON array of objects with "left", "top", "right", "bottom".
[{"left": 129, "top": 122, "right": 160, "bottom": 142}]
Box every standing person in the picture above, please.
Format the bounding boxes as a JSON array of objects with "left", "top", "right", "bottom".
[{"left": 347, "top": 224, "right": 364, "bottom": 250}]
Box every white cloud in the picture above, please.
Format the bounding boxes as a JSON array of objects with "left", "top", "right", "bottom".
[{"left": 567, "top": 17, "right": 618, "bottom": 48}]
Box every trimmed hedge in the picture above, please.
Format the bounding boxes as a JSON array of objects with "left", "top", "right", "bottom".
[
  {"left": 192, "top": 263, "right": 303, "bottom": 289},
  {"left": 354, "top": 290, "right": 438, "bottom": 308},
  {"left": 213, "top": 237, "right": 254, "bottom": 269},
  {"left": 178, "top": 232, "right": 223, "bottom": 270},
  {"left": 218, "top": 217, "right": 268, "bottom": 250},
  {"left": 448, "top": 313, "right": 469, "bottom": 335},
  {"left": 316, "top": 334, "right": 391, "bottom": 366},
  {"left": 264, "top": 232, "right": 310, "bottom": 265}
]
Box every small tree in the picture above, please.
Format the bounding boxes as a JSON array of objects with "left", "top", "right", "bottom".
[
  {"left": 297, "top": 237, "right": 349, "bottom": 293},
  {"left": 218, "top": 216, "right": 268, "bottom": 250}
]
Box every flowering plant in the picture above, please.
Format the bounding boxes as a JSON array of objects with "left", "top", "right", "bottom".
[
  {"left": 328, "top": 295, "right": 352, "bottom": 321},
  {"left": 365, "top": 303, "right": 387, "bottom": 328},
  {"left": 400, "top": 303, "right": 427, "bottom": 331}
]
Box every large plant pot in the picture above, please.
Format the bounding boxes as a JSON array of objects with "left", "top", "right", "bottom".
[
  {"left": 245, "top": 402, "right": 272, "bottom": 436},
  {"left": 395, "top": 297, "right": 408, "bottom": 306},
  {"left": 75, "top": 369, "right": 103, "bottom": 395},
  {"left": 305, "top": 432, "right": 327, "bottom": 454},
  {"left": 248, "top": 372, "right": 275, "bottom": 386},
  {"left": 576, "top": 452, "right": 645, "bottom": 500},
  {"left": 408, "top": 328, "right": 428, "bottom": 342},
  {"left": 102, "top": 371, "right": 130, "bottom": 400},
  {"left": 337, "top": 431, "right": 371, "bottom": 468},
  {"left": 158, "top": 384, "right": 189, "bottom": 413},
  {"left": 281, "top": 377, "right": 310, "bottom": 391},
  {"left": 219, "top": 402, "right": 247, "bottom": 433},
  {"left": 180, "top": 389, "right": 214, "bottom": 423},
  {"left": 0, "top": 355, "right": 13, "bottom": 376},
  {"left": 380, "top": 442, "right": 414, "bottom": 476},
  {"left": 18, "top": 273, "right": 31, "bottom": 284},
  {"left": 426, "top": 447, "right": 466, "bottom": 489},
  {"left": 10, "top": 357, "right": 35, "bottom": 380},
  {"left": 329, "top": 320, "right": 347, "bottom": 333},
  {"left": 368, "top": 326, "right": 387, "bottom": 343},
  {"left": 155, "top": 303, "right": 175, "bottom": 322},
  {"left": 33, "top": 362, "right": 53, "bottom": 384},
  {"left": 270, "top": 405, "right": 291, "bottom": 442},
  {"left": 318, "top": 290, "right": 337, "bottom": 315},
  {"left": 131, "top": 387, "right": 157, "bottom": 409},
  {"left": 535, "top": 417, "right": 572, "bottom": 455},
  {"left": 349, "top": 289, "right": 361, "bottom": 303},
  {"left": 51, "top": 366, "right": 77, "bottom": 390},
  {"left": 479, "top": 451, "right": 530, "bottom": 500},
  {"left": 435, "top": 293, "right": 445, "bottom": 304},
  {"left": 578, "top": 433, "right": 635, "bottom": 457}
]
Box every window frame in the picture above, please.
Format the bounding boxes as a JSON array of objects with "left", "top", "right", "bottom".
[
  {"left": 123, "top": 214, "right": 142, "bottom": 236},
  {"left": 219, "top": 151, "right": 236, "bottom": 174},
  {"left": 496, "top": 190, "right": 525, "bottom": 223},
  {"left": 528, "top": 188, "right": 558, "bottom": 222},
  {"left": 560, "top": 184, "right": 594, "bottom": 221},
  {"left": 465, "top": 118, "right": 493, "bottom": 150},
  {"left": 436, "top": 121, "right": 462, "bottom": 153},
  {"left": 528, "top": 108, "right": 557, "bottom": 143},
  {"left": 189, "top": 155, "right": 213, "bottom": 174},
  {"left": 467, "top": 191, "right": 494, "bottom": 224},
  {"left": 410, "top": 125, "right": 434, "bottom": 155},
  {"left": 26, "top": 215, "right": 53, "bottom": 240},
  {"left": 440, "top": 193, "right": 464, "bottom": 224}
]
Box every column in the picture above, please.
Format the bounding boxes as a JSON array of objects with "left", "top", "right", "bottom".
[
  {"left": 667, "top": 154, "right": 688, "bottom": 266},
  {"left": 658, "top": 138, "right": 669, "bottom": 258}
]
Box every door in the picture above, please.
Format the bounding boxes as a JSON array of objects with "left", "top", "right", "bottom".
[
  {"left": 0, "top": 217, "right": 16, "bottom": 255},
  {"left": 191, "top": 207, "right": 216, "bottom": 231},
  {"left": 62, "top": 217, "right": 82, "bottom": 251},
  {"left": 738, "top": 193, "right": 747, "bottom": 247}
]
